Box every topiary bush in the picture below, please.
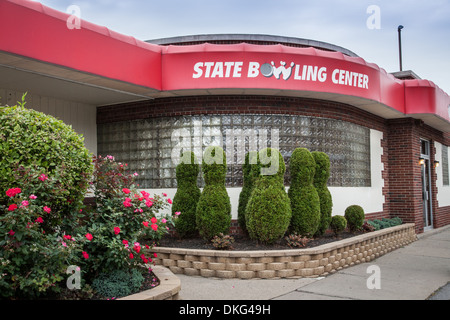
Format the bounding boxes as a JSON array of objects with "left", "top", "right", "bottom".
[
  {"left": 344, "top": 205, "right": 365, "bottom": 232},
  {"left": 245, "top": 148, "right": 291, "bottom": 244},
  {"left": 330, "top": 215, "right": 347, "bottom": 236},
  {"left": 0, "top": 93, "right": 93, "bottom": 226},
  {"left": 172, "top": 151, "right": 201, "bottom": 238},
  {"left": 237, "top": 151, "right": 259, "bottom": 234},
  {"left": 312, "top": 151, "right": 333, "bottom": 236},
  {"left": 288, "top": 148, "right": 321, "bottom": 237},
  {"left": 195, "top": 146, "right": 231, "bottom": 240}
]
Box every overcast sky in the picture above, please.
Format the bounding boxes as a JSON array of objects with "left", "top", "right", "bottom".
[{"left": 36, "top": 0, "right": 450, "bottom": 94}]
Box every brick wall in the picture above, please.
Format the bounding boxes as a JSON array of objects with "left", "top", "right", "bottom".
[{"left": 97, "top": 95, "right": 450, "bottom": 233}]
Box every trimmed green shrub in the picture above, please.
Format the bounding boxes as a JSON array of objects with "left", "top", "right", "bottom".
[
  {"left": 196, "top": 146, "right": 231, "bottom": 240},
  {"left": 330, "top": 215, "right": 347, "bottom": 235},
  {"left": 172, "top": 151, "right": 201, "bottom": 238},
  {"left": 92, "top": 268, "right": 145, "bottom": 299},
  {"left": 367, "top": 217, "right": 403, "bottom": 231},
  {"left": 245, "top": 148, "right": 291, "bottom": 244},
  {"left": 344, "top": 205, "right": 365, "bottom": 232},
  {"left": 288, "top": 148, "right": 321, "bottom": 237},
  {"left": 0, "top": 94, "right": 93, "bottom": 226},
  {"left": 237, "top": 151, "right": 259, "bottom": 234},
  {"left": 312, "top": 151, "right": 333, "bottom": 236}
]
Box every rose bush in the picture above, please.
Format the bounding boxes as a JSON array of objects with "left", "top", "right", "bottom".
[{"left": 0, "top": 155, "right": 177, "bottom": 299}]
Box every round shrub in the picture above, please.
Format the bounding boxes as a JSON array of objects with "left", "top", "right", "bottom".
[
  {"left": 196, "top": 146, "right": 231, "bottom": 240},
  {"left": 172, "top": 151, "right": 201, "bottom": 238},
  {"left": 0, "top": 95, "right": 93, "bottom": 224},
  {"left": 312, "top": 151, "right": 333, "bottom": 236},
  {"left": 288, "top": 148, "right": 321, "bottom": 237},
  {"left": 344, "top": 205, "right": 365, "bottom": 232},
  {"left": 245, "top": 148, "right": 291, "bottom": 244},
  {"left": 330, "top": 215, "right": 347, "bottom": 235},
  {"left": 237, "top": 151, "right": 259, "bottom": 234}
]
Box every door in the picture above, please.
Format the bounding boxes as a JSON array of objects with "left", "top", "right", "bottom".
[{"left": 420, "top": 139, "right": 433, "bottom": 231}]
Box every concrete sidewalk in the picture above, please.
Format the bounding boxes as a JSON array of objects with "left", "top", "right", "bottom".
[{"left": 176, "top": 225, "right": 450, "bottom": 300}]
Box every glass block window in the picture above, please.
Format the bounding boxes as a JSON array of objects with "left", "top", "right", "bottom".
[
  {"left": 443, "top": 145, "right": 449, "bottom": 186},
  {"left": 98, "top": 114, "right": 371, "bottom": 188}
]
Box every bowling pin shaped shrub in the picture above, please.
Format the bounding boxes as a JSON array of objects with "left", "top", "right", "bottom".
[
  {"left": 245, "top": 148, "right": 291, "bottom": 244},
  {"left": 312, "top": 151, "right": 333, "bottom": 236},
  {"left": 237, "top": 151, "right": 259, "bottom": 234},
  {"left": 172, "top": 151, "right": 201, "bottom": 238},
  {"left": 288, "top": 148, "right": 321, "bottom": 237},
  {"left": 195, "top": 146, "right": 231, "bottom": 240}
]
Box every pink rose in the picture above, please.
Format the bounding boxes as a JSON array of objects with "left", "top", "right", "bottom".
[
  {"left": 143, "top": 221, "right": 149, "bottom": 227},
  {"left": 39, "top": 174, "right": 48, "bottom": 181},
  {"left": 167, "top": 198, "right": 172, "bottom": 204},
  {"left": 82, "top": 251, "right": 89, "bottom": 260},
  {"left": 35, "top": 217, "right": 44, "bottom": 224},
  {"left": 21, "top": 200, "right": 29, "bottom": 208},
  {"left": 151, "top": 217, "right": 157, "bottom": 224},
  {"left": 114, "top": 227, "right": 120, "bottom": 235},
  {"left": 122, "top": 188, "right": 131, "bottom": 194},
  {"left": 8, "top": 204, "right": 18, "bottom": 212},
  {"left": 29, "top": 194, "right": 37, "bottom": 200},
  {"left": 145, "top": 200, "right": 153, "bottom": 208},
  {"left": 6, "top": 188, "right": 21, "bottom": 198},
  {"left": 85, "top": 233, "right": 93, "bottom": 241},
  {"left": 151, "top": 224, "right": 158, "bottom": 231},
  {"left": 43, "top": 206, "right": 51, "bottom": 214}
]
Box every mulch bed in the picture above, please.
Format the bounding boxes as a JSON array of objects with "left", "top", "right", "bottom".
[{"left": 155, "top": 230, "right": 366, "bottom": 251}]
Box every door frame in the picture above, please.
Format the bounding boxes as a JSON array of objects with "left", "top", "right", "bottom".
[{"left": 420, "top": 138, "right": 434, "bottom": 231}]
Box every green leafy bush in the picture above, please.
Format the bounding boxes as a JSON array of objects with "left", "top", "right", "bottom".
[
  {"left": 330, "top": 215, "right": 347, "bottom": 235},
  {"left": 0, "top": 94, "right": 93, "bottom": 222},
  {"left": 91, "top": 268, "right": 145, "bottom": 299},
  {"left": 312, "top": 151, "right": 333, "bottom": 236},
  {"left": 288, "top": 148, "right": 321, "bottom": 237},
  {"left": 344, "top": 205, "right": 365, "bottom": 232},
  {"left": 245, "top": 148, "right": 291, "bottom": 244},
  {"left": 172, "top": 151, "right": 201, "bottom": 238},
  {"left": 195, "top": 146, "right": 231, "bottom": 240},
  {"left": 237, "top": 151, "right": 259, "bottom": 234}
]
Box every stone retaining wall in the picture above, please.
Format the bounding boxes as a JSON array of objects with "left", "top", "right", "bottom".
[{"left": 152, "top": 224, "right": 416, "bottom": 279}]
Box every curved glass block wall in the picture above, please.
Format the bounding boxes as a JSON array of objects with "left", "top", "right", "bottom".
[{"left": 97, "top": 114, "right": 371, "bottom": 188}]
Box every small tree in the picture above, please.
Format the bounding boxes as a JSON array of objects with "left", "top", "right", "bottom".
[
  {"left": 172, "top": 151, "right": 201, "bottom": 238},
  {"left": 288, "top": 148, "right": 321, "bottom": 237},
  {"left": 245, "top": 148, "right": 291, "bottom": 244},
  {"left": 237, "top": 151, "right": 259, "bottom": 234},
  {"left": 195, "top": 146, "right": 231, "bottom": 240},
  {"left": 312, "top": 151, "right": 333, "bottom": 236}
]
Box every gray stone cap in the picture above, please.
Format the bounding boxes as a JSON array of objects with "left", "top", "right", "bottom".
[{"left": 146, "top": 34, "right": 359, "bottom": 57}]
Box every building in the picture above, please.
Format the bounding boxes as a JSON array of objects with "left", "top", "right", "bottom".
[{"left": 1, "top": 0, "right": 449, "bottom": 233}]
